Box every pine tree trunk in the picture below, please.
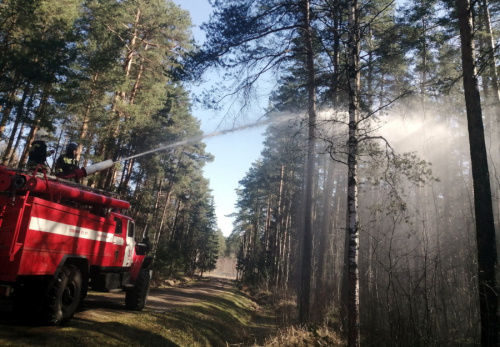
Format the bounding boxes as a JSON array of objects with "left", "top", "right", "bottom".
[
  {"left": 478, "top": 0, "right": 500, "bottom": 242},
  {"left": 299, "top": 0, "right": 318, "bottom": 325},
  {"left": 153, "top": 190, "right": 171, "bottom": 253},
  {"left": 457, "top": 0, "right": 500, "bottom": 344},
  {"left": 78, "top": 73, "right": 100, "bottom": 156},
  {"left": 20, "top": 80, "right": 53, "bottom": 166},
  {"left": 2, "top": 84, "right": 29, "bottom": 165},
  {"left": 314, "top": 158, "right": 335, "bottom": 322},
  {"left": 274, "top": 164, "right": 285, "bottom": 288},
  {"left": 10, "top": 122, "right": 26, "bottom": 167},
  {"left": 0, "top": 87, "right": 17, "bottom": 139},
  {"left": 479, "top": 0, "right": 500, "bottom": 105}
]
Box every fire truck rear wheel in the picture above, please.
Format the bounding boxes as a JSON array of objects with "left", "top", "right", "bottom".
[
  {"left": 125, "top": 270, "right": 150, "bottom": 311},
  {"left": 42, "top": 264, "right": 82, "bottom": 325}
]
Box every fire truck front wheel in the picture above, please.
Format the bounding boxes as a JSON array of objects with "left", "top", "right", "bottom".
[
  {"left": 42, "top": 264, "right": 82, "bottom": 325},
  {"left": 125, "top": 270, "right": 150, "bottom": 311}
]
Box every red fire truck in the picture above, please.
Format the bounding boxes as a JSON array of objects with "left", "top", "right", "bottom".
[{"left": 0, "top": 164, "right": 153, "bottom": 325}]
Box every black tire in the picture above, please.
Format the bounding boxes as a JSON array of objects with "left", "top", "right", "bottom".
[
  {"left": 41, "top": 265, "right": 82, "bottom": 325},
  {"left": 125, "top": 270, "right": 150, "bottom": 311}
]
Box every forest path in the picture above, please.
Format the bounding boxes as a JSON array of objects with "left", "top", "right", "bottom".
[{"left": 0, "top": 276, "right": 277, "bottom": 346}]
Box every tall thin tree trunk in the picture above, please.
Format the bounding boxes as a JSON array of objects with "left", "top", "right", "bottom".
[
  {"left": 2, "top": 84, "right": 29, "bottom": 165},
  {"left": 457, "top": 0, "right": 500, "bottom": 344},
  {"left": 299, "top": 0, "right": 317, "bottom": 325},
  {"left": 9, "top": 122, "right": 25, "bottom": 167},
  {"left": 479, "top": 0, "right": 500, "bottom": 238},
  {"left": 314, "top": 158, "right": 335, "bottom": 322},
  {"left": 479, "top": 0, "right": 500, "bottom": 105},
  {"left": 169, "top": 198, "right": 182, "bottom": 246},
  {"left": 346, "top": 0, "right": 361, "bottom": 344},
  {"left": 20, "top": 83, "right": 53, "bottom": 166},
  {"left": 0, "top": 86, "right": 17, "bottom": 139},
  {"left": 153, "top": 190, "right": 171, "bottom": 253},
  {"left": 274, "top": 164, "right": 285, "bottom": 288},
  {"left": 78, "top": 73, "right": 100, "bottom": 157}
]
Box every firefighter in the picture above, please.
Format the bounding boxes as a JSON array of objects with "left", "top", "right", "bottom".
[
  {"left": 27, "top": 128, "right": 54, "bottom": 172},
  {"left": 55, "top": 142, "right": 79, "bottom": 179}
]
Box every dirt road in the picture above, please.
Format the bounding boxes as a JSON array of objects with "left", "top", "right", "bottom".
[{"left": 0, "top": 276, "right": 276, "bottom": 346}]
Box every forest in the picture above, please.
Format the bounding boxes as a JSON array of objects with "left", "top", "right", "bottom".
[
  {"left": 0, "top": 0, "right": 222, "bottom": 290},
  {"left": 0, "top": 0, "right": 499, "bottom": 346}
]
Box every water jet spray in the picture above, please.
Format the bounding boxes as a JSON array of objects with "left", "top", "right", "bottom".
[
  {"left": 116, "top": 117, "right": 277, "bottom": 163},
  {"left": 67, "top": 116, "right": 287, "bottom": 179}
]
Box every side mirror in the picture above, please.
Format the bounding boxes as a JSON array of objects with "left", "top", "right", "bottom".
[{"left": 135, "top": 242, "right": 149, "bottom": 255}]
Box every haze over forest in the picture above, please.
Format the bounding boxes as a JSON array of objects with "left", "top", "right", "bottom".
[{"left": 0, "top": 0, "right": 499, "bottom": 345}]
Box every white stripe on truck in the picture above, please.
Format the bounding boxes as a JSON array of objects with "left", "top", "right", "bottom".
[{"left": 29, "top": 217, "right": 124, "bottom": 245}]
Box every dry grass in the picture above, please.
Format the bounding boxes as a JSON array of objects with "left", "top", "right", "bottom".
[
  {"left": 242, "top": 284, "right": 346, "bottom": 347},
  {"left": 257, "top": 325, "right": 345, "bottom": 347}
]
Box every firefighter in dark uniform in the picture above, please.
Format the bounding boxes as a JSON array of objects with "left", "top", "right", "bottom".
[
  {"left": 55, "top": 142, "right": 79, "bottom": 179},
  {"left": 27, "top": 128, "right": 54, "bottom": 172}
]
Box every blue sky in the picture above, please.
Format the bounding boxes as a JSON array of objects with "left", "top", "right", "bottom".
[{"left": 173, "top": 0, "right": 267, "bottom": 236}]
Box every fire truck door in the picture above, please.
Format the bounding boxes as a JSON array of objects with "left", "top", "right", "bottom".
[
  {"left": 112, "top": 217, "right": 125, "bottom": 266},
  {"left": 123, "top": 221, "right": 134, "bottom": 267}
]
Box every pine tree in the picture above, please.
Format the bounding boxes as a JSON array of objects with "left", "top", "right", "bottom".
[{"left": 456, "top": 0, "right": 499, "bottom": 343}]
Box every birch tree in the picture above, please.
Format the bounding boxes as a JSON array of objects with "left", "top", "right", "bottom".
[{"left": 346, "top": 0, "right": 361, "bottom": 343}]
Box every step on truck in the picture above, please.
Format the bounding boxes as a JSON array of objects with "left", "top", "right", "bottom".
[{"left": 0, "top": 164, "right": 153, "bottom": 325}]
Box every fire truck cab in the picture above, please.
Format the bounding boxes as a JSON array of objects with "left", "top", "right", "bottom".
[{"left": 0, "top": 166, "right": 153, "bottom": 325}]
